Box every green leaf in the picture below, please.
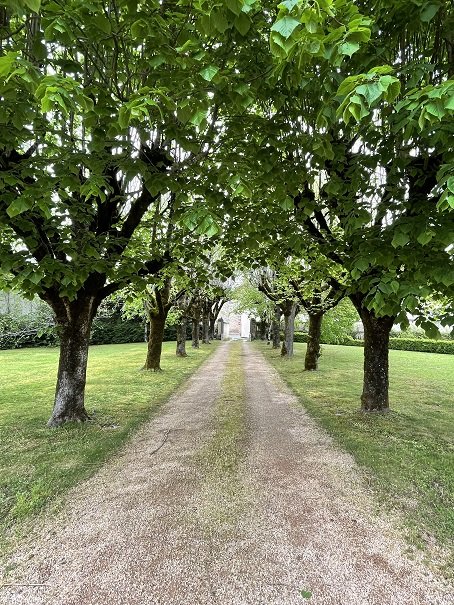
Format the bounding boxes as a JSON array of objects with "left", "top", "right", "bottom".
[
  {"left": 6, "top": 197, "right": 33, "bottom": 218},
  {"left": 271, "top": 15, "right": 301, "bottom": 39},
  {"left": 416, "top": 230, "right": 434, "bottom": 246},
  {"left": 354, "top": 257, "right": 369, "bottom": 272},
  {"left": 118, "top": 106, "right": 131, "bottom": 129},
  {"left": 378, "top": 281, "right": 392, "bottom": 294},
  {"left": 337, "top": 75, "right": 360, "bottom": 97},
  {"left": 212, "top": 10, "right": 229, "bottom": 33},
  {"left": 190, "top": 108, "right": 207, "bottom": 126},
  {"left": 420, "top": 320, "right": 440, "bottom": 339},
  {"left": 339, "top": 41, "right": 360, "bottom": 56},
  {"left": 234, "top": 13, "right": 251, "bottom": 36},
  {"left": 24, "top": 0, "right": 41, "bottom": 12},
  {"left": 177, "top": 104, "right": 192, "bottom": 124},
  {"left": 390, "top": 280, "right": 399, "bottom": 294},
  {"left": 349, "top": 102, "right": 361, "bottom": 121},
  {"left": 0, "top": 52, "right": 17, "bottom": 79},
  {"left": 92, "top": 14, "right": 112, "bottom": 34},
  {"left": 305, "top": 19, "right": 318, "bottom": 34},
  {"left": 391, "top": 232, "right": 410, "bottom": 248},
  {"left": 425, "top": 101, "right": 444, "bottom": 119},
  {"left": 445, "top": 95, "right": 454, "bottom": 110},
  {"left": 270, "top": 32, "right": 297, "bottom": 56},
  {"left": 199, "top": 65, "right": 219, "bottom": 81},
  {"left": 279, "top": 0, "right": 299, "bottom": 9},
  {"left": 300, "top": 589, "right": 312, "bottom": 599},
  {"left": 131, "top": 19, "right": 147, "bottom": 39},
  {"left": 356, "top": 82, "right": 383, "bottom": 105},
  {"left": 280, "top": 196, "right": 294, "bottom": 211},
  {"left": 420, "top": 3, "right": 441, "bottom": 22},
  {"left": 225, "top": 0, "right": 242, "bottom": 16}
]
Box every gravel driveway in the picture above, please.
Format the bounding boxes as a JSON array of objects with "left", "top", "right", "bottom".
[{"left": 1, "top": 341, "right": 452, "bottom": 604}]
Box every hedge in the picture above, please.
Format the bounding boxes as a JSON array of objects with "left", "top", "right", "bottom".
[
  {"left": 291, "top": 332, "right": 454, "bottom": 355},
  {"left": 0, "top": 315, "right": 197, "bottom": 350},
  {"left": 389, "top": 338, "right": 454, "bottom": 354},
  {"left": 90, "top": 316, "right": 145, "bottom": 345}
]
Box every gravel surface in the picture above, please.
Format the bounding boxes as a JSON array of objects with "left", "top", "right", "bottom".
[{"left": 1, "top": 341, "right": 452, "bottom": 605}]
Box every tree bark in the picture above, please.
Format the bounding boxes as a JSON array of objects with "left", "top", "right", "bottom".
[
  {"left": 209, "top": 314, "right": 216, "bottom": 340},
  {"left": 281, "top": 302, "right": 297, "bottom": 358},
  {"left": 202, "top": 315, "right": 210, "bottom": 344},
  {"left": 47, "top": 297, "right": 98, "bottom": 427},
  {"left": 143, "top": 312, "right": 167, "bottom": 371},
  {"left": 272, "top": 305, "right": 281, "bottom": 349},
  {"left": 192, "top": 316, "right": 200, "bottom": 348},
  {"left": 351, "top": 296, "right": 395, "bottom": 412},
  {"left": 142, "top": 278, "right": 172, "bottom": 372},
  {"left": 250, "top": 318, "right": 257, "bottom": 341},
  {"left": 259, "top": 318, "right": 268, "bottom": 340},
  {"left": 176, "top": 316, "right": 187, "bottom": 357},
  {"left": 305, "top": 312, "right": 323, "bottom": 371}
]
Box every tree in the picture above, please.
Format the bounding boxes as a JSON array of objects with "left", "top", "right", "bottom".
[
  {"left": 254, "top": 268, "right": 298, "bottom": 357},
  {"left": 0, "top": 0, "right": 273, "bottom": 425},
  {"left": 219, "top": 0, "right": 454, "bottom": 410},
  {"left": 276, "top": 253, "right": 346, "bottom": 370},
  {"left": 173, "top": 293, "right": 193, "bottom": 358},
  {"left": 143, "top": 277, "right": 187, "bottom": 372}
]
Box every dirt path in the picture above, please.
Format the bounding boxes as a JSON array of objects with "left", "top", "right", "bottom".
[{"left": 2, "top": 341, "right": 453, "bottom": 605}]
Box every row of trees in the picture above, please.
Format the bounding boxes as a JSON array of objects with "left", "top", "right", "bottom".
[{"left": 0, "top": 0, "right": 453, "bottom": 425}]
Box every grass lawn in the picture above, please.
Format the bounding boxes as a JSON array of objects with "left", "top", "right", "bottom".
[
  {"left": 258, "top": 342, "right": 454, "bottom": 574},
  {"left": 0, "top": 341, "right": 216, "bottom": 553}
]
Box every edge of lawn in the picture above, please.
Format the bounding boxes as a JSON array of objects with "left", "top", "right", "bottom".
[
  {"left": 254, "top": 340, "right": 454, "bottom": 580},
  {"left": 0, "top": 341, "right": 219, "bottom": 565}
]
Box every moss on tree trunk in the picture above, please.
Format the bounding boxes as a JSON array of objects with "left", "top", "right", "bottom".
[
  {"left": 271, "top": 305, "right": 281, "bottom": 349},
  {"left": 281, "top": 302, "right": 297, "bottom": 358},
  {"left": 304, "top": 312, "right": 323, "bottom": 371},
  {"left": 351, "top": 295, "right": 395, "bottom": 412},
  {"left": 47, "top": 297, "right": 98, "bottom": 427},
  {"left": 176, "top": 317, "right": 188, "bottom": 357},
  {"left": 143, "top": 312, "right": 167, "bottom": 371}
]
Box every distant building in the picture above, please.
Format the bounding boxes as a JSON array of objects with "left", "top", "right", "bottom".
[{"left": 217, "top": 301, "right": 250, "bottom": 340}]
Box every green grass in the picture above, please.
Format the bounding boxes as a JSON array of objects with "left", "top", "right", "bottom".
[
  {"left": 198, "top": 341, "right": 246, "bottom": 480},
  {"left": 0, "top": 341, "right": 216, "bottom": 552},
  {"left": 258, "top": 342, "right": 454, "bottom": 574}
]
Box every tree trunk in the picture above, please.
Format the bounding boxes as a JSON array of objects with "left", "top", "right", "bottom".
[
  {"left": 209, "top": 314, "right": 216, "bottom": 340},
  {"left": 272, "top": 305, "right": 281, "bottom": 349},
  {"left": 281, "top": 302, "right": 297, "bottom": 358},
  {"left": 176, "top": 317, "right": 187, "bottom": 357},
  {"left": 305, "top": 312, "right": 323, "bottom": 371},
  {"left": 259, "top": 319, "right": 268, "bottom": 341},
  {"left": 143, "top": 311, "right": 167, "bottom": 371},
  {"left": 250, "top": 318, "right": 257, "bottom": 341},
  {"left": 202, "top": 316, "right": 210, "bottom": 344},
  {"left": 192, "top": 317, "right": 200, "bottom": 348},
  {"left": 47, "top": 297, "right": 97, "bottom": 427},
  {"left": 351, "top": 296, "right": 395, "bottom": 412}
]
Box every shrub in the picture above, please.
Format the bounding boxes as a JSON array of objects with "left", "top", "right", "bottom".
[
  {"left": 0, "top": 300, "right": 57, "bottom": 350},
  {"left": 321, "top": 298, "right": 359, "bottom": 344},
  {"left": 90, "top": 316, "right": 145, "bottom": 345},
  {"left": 291, "top": 333, "right": 454, "bottom": 354},
  {"left": 389, "top": 338, "right": 454, "bottom": 354},
  {"left": 293, "top": 332, "right": 308, "bottom": 343},
  {"left": 341, "top": 337, "right": 454, "bottom": 355}
]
